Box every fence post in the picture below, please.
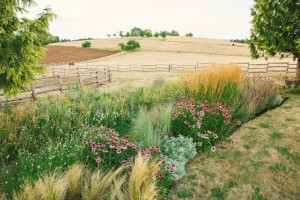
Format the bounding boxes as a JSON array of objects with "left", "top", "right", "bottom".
[
  {"left": 108, "top": 70, "right": 112, "bottom": 82},
  {"left": 286, "top": 62, "right": 289, "bottom": 75},
  {"left": 31, "top": 83, "right": 37, "bottom": 100},
  {"left": 169, "top": 64, "right": 171, "bottom": 72},
  {"left": 58, "top": 75, "right": 63, "bottom": 93},
  {"left": 78, "top": 72, "right": 83, "bottom": 86},
  {"left": 266, "top": 62, "right": 269, "bottom": 74},
  {"left": 247, "top": 62, "right": 250, "bottom": 73},
  {"left": 97, "top": 71, "right": 100, "bottom": 84}
]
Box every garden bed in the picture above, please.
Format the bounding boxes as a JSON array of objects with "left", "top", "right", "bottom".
[{"left": 0, "top": 64, "right": 284, "bottom": 199}]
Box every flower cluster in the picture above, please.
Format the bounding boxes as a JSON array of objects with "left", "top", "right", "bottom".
[{"left": 172, "top": 98, "right": 239, "bottom": 152}]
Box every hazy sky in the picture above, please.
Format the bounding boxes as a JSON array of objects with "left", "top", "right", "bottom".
[{"left": 25, "top": 0, "right": 254, "bottom": 40}]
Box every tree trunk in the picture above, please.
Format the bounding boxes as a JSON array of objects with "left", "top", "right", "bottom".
[{"left": 297, "top": 57, "right": 300, "bottom": 80}]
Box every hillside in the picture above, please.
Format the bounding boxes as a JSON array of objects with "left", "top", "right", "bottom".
[{"left": 51, "top": 36, "right": 294, "bottom": 65}]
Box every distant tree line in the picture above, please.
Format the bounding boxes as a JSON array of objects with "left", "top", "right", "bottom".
[
  {"left": 107, "top": 27, "right": 193, "bottom": 38},
  {"left": 230, "top": 39, "right": 246, "bottom": 43},
  {"left": 42, "top": 35, "right": 95, "bottom": 45}
]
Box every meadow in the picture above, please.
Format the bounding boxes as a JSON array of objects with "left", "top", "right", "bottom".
[{"left": 0, "top": 64, "right": 283, "bottom": 199}]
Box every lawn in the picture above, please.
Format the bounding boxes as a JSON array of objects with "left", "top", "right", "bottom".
[{"left": 170, "top": 93, "right": 300, "bottom": 199}]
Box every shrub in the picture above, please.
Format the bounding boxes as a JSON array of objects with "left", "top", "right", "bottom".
[
  {"left": 118, "top": 40, "right": 140, "bottom": 51},
  {"left": 81, "top": 41, "right": 91, "bottom": 48},
  {"left": 185, "top": 33, "right": 193, "bottom": 37},
  {"left": 161, "top": 135, "right": 197, "bottom": 180},
  {"left": 131, "top": 104, "right": 173, "bottom": 148}
]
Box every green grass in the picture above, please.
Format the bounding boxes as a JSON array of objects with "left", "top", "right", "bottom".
[
  {"left": 187, "top": 174, "right": 197, "bottom": 180},
  {"left": 269, "top": 163, "right": 287, "bottom": 171},
  {"left": 211, "top": 188, "right": 225, "bottom": 199},
  {"left": 177, "top": 189, "right": 193, "bottom": 198},
  {"left": 252, "top": 187, "right": 267, "bottom": 200},
  {"left": 270, "top": 132, "right": 284, "bottom": 140},
  {"left": 258, "top": 123, "right": 270, "bottom": 129}
]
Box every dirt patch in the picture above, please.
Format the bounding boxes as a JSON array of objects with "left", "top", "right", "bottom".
[{"left": 40, "top": 46, "right": 118, "bottom": 64}]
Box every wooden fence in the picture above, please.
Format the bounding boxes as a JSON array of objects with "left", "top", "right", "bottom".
[
  {"left": 48, "top": 61, "right": 298, "bottom": 75},
  {"left": 0, "top": 69, "right": 111, "bottom": 106}
]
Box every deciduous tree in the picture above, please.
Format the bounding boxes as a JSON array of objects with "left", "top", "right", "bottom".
[{"left": 249, "top": 0, "right": 300, "bottom": 78}]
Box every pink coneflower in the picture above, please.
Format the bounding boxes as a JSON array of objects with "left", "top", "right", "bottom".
[
  {"left": 116, "top": 150, "right": 121, "bottom": 154},
  {"left": 95, "top": 157, "right": 101, "bottom": 163},
  {"left": 91, "top": 147, "right": 96, "bottom": 153},
  {"left": 161, "top": 155, "right": 166, "bottom": 159},
  {"left": 198, "top": 142, "right": 202, "bottom": 147},
  {"left": 121, "top": 145, "right": 127, "bottom": 150},
  {"left": 197, "top": 121, "right": 202, "bottom": 128},
  {"left": 207, "top": 130, "right": 212, "bottom": 134},
  {"left": 201, "top": 134, "right": 205, "bottom": 138},
  {"left": 211, "top": 146, "right": 217, "bottom": 152},
  {"left": 213, "top": 134, "right": 218, "bottom": 139},
  {"left": 109, "top": 144, "right": 115, "bottom": 149},
  {"left": 197, "top": 132, "right": 201, "bottom": 137},
  {"left": 155, "top": 147, "right": 161, "bottom": 152},
  {"left": 199, "top": 111, "right": 205, "bottom": 117},
  {"left": 149, "top": 146, "right": 155, "bottom": 150},
  {"left": 169, "top": 169, "right": 174, "bottom": 174},
  {"left": 165, "top": 166, "right": 171, "bottom": 170},
  {"left": 237, "top": 120, "right": 242, "bottom": 125},
  {"left": 171, "top": 164, "right": 176, "bottom": 168},
  {"left": 204, "top": 134, "right": 209, "bottom": 139},
  {"left": 103, "top": 149, "right": 108, "bottom": 153},
  {"left": 132, "top": 144, "right": 137, "bottom": 149},
  {"left": 184, "top": 121, "right": 189, "bottom": 125}
]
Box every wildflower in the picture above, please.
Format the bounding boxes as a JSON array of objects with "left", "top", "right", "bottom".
[
  {"left": 169, "top": 169, "right": 174, "bottom": 174},
  {"left": 197, "top": 132, "right": 201, "bottom": 137},
  {"left": 117, "top": 150, "right": 121, "bottom": 154},
  {"left": 204, "top": 134, "right": 209, "bottom": 139},
  {"left": 103, "top": 149, "right": 108, "bottom": 153},
  {"left": 207, "top": 130, "right": 212, "bottom": 134},
  {"left": 132, "top": 144, "right": 137, "bottom": 149},
  {"left": 197, "top": 120, "right": 202, "bottom": 128},
  {"left": 95, "top": 157, "right": 101, "bottom": 163},
  {"left": 211, "top": 146, "right": 217, "bottom": 152},
  {"left": 213, "top": 134, "right": 218, "bottom": 139},
  {"left": 198, "top": 142, "right": 202, "bottom": 147},
  {"left": 165, "top": 166, "right": 171, "bottom": 171},
  {"left": 121, "top": 145, "right": 127, "bottom": 150},
  {"left": 109, "top": 144, "right": 115, "bottom": 149},
  {"left": 184, "top": 121, "right": 189, "bottom": 125},
  {"left": 171, "top": 164, "right": 176, "bottom": 168},
  {"left": 155, "top": 147, "right": 161, "bottom": 152},
  {"left": 237, "top": 120, "right": 242, "bottom": 125}
]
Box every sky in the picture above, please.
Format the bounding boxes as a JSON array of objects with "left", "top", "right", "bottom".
[{"left": 25, "top": 0, "right": 254, "bottom": 40}]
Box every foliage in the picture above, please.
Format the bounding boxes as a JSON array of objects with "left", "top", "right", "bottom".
[
  {"left": 143, "top": 29, "right": 152, "bottom": 37},
  {"left": 130, "top": 27, "right": 143, "bottom": 37},
  {"left": 230, "top": 39, "right": 246, "bottom": 43},
  {"left": 119, "top": 31, "right": 123, "bottom": 37},
  {"left": 130, "top": 104, "right": 173, "bottom": 148},
  {"left": 185, "top": 33, "right": 193, "bottom": 37},
  {"left": 172, "top": 99, "right": 238, "bottom": 152},
  {"left": 154, "top": 32, "right": 159, "bottom": 37},
  {"left": 42, "top": 34, "right": 60, "bottom": 45},
  {"left": 107, "top": 34, "right": 111, "bottom": 37},
  {"left": 81, "top": 41, "right": 91, "bottom": 48},
  {"left": 161, "top": 135, "right": 197, "bottom": 180},
  {"left": 170, "top": 30, "right": 180, "bottom": 36},
  {"left": 249, "top": 0, "right": 300, "bottom": 77},
  {"left": 0, "top": 1, "right": 56, "bottom": 96},
  {"left": 160, "top": 31, "right": 169, "bottom": 39},
  {"left": 118, "top": 40, "right": 140, "bottom": 51}
]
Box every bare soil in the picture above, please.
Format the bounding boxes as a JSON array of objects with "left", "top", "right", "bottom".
[{"left": 39, "top": 46, "right": 118, "bottom": 64}]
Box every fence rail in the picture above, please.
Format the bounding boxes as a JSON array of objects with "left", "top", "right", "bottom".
[
  {"left": 48, "top": 61, "right": 298, "bottom": 76},
  {"left": 0, "top": 69, "right": 112, "bottom": 106}
]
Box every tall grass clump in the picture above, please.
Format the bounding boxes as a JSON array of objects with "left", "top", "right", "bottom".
[
  {"left": 180, "top": 64, "right": 242, "bottom": 104},
  {"left": 131, "top": 104, "right": 173, "bottom": 148},
  {"left": 11, "top": 153, "right": 159, "bottom": 200}
]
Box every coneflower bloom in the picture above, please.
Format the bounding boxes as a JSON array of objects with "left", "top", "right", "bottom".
[{"left": 211, "top": 146, "right": 217, "bottom": 152}]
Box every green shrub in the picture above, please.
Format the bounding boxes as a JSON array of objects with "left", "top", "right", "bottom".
[
  {"left": 81, "top": 41, "right": 91, "bottom": 48},
  {"left": 161, "top": 135, "right": 197, "bottom": 180},
  {"left": 185, "top": 33, "right": 193, "bottom": 37},
  {"left": 118, "top": 40, "right": 140, "bottom": 51}
]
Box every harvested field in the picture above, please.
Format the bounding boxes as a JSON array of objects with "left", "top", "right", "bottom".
[
  {"left": 54, "top": 37, "right": 294, "bottom": 65},
  {"left": 39, "top": 46, "right": 118, "bottom": 64}
]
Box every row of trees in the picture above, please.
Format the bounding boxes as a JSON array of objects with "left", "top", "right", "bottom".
[
  {"left": 43, "top": 35, "right": 95, "bottom": 45},
  {"left": 107, "top": 27, "right": 193, "bottom": 38}
]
